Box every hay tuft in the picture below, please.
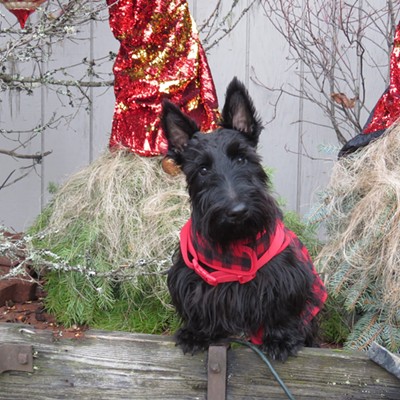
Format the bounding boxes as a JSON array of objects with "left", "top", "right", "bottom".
[
  {"left": 29, "top": 149, "right": 190, "bottom": 327},
  {"left": 316, "top": 123, "right": 400, "bottom": 338},
  {"left": 45, "top": 149, "right": 189, "bottom": 266}
]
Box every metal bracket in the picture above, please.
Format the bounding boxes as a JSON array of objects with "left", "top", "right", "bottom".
[
  {"left": 369, "top": 341, "right": 400, "bottom": 380},
  {"left": 207, "top": 345, "right": 227, "bottom": 400},
  {"left": 0, "top": 344, "right": 33, "bottom": 374}
]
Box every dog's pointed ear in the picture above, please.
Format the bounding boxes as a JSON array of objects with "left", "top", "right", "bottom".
[
  {"left": 161, "top": 100, "right": 200, "bottom": 155},
  {"left": 221, "top": 77, "right": 263, "bottom": 145}
]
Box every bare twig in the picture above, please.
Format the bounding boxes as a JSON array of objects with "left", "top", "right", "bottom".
[
  {"left": 0, "top": 0, "right": 113, "bottom": 189},
  {"left": 0, "top": 73, "right": 114, "bottom": 89},
  {"left": 0, "top": 149, "right": 52, "bottom": 160},
  {"left": 261, "top": 0, "right": 399, "bottom": 148},
  {"left": 199, "top": 0, "right": 258, "bottom": 51}
]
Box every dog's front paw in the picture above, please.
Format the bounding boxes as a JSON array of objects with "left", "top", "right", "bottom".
[
  {"left": 260, "top": 342, "right": 294, "bottom": 362},
  {"left": 260, "top": 335, "right": 303, "bottom": 362},
  {"left": 175, "top": 327, "right": 210, "bottom": 355}
]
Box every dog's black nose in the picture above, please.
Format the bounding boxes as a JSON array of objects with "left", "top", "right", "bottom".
[{"left": 227, "top": 202, "right": 247, "bottom": 219}]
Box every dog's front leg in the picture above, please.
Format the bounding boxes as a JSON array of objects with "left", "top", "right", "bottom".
[
  {"left": 259, "top": 319, "right": 307, "bottom": 362},
  {"left": 175, "top": 325, "right": 215, "bottom": 355}
]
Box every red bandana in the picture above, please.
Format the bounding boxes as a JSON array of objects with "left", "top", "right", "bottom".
[
  {"left": 181, "top": 219, "right": 291, "bottom": 285},
  {"left": 180, "top": 218, "right": 328, "bottom": 344}
]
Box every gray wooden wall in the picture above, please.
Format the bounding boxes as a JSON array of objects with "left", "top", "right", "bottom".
[{"left": 0, "top": 0, "right": 393, "bottom": 231}]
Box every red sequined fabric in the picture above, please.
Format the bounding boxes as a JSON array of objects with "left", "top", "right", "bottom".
[
  {"left": 363, "top": 22, "right": 400, "bottom": 134},
  {"left": 106, "top": 0, "right": 220, "bottom": 156}
]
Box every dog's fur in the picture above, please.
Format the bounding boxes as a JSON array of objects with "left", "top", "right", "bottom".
[{"left": 161, "top": 77, "right": 324, "bottom": 361}]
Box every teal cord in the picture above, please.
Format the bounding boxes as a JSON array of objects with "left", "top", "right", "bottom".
[{"left": 230, "top": 339, "right": 296, "bottom": 400}]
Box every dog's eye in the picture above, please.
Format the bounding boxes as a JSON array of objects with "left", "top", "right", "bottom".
[
  {"left": 236, "top": 155, "right": 247, "bottom": 165},
  {"left": 199, "top": 166, "right": 209, "bottom": 176}
]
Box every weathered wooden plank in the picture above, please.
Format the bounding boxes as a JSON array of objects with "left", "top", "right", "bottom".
[{"left": 0, "top": 323, "right": 399, "bottom": 400}]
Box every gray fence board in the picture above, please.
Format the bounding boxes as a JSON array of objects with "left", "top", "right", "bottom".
[
  {"left": 0, "top": 323, "right": 399, "bottom": 399},
  {"left": 0, "top": 1, "right": 395, "bottom": 231}
]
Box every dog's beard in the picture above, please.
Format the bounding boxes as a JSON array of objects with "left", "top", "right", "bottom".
[{"left": 191, "top": 191, "right": 280, "bottom": 248}]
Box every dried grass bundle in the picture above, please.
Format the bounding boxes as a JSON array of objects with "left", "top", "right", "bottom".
[
  {"left": 316, "top": 123, "right": 400, "bottom": 348},
  {"left": 28, "top": 150, "right": 189, "bottom": 327},
  {"left": 45, "top": 149, "right": 189, "bottom": 268}
]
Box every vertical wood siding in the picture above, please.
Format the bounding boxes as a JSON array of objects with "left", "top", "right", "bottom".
[{"left": 0, "top": 1, "right": 391, "bottom": 231}]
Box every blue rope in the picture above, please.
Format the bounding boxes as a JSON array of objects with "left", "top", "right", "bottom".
[{"left": 230, "top": 339, "right": 296, "bottom": 400}]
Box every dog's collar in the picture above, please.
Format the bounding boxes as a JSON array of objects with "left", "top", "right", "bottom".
[{"left": 180, "top": 218, "right": 291, "bottom": 286}]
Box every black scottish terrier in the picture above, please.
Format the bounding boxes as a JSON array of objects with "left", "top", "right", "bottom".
[{"left": 161, "top": 77, "right": 327, "bottom": 361}]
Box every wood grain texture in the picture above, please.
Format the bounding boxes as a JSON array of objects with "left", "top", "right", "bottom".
[{"left": 1, "top": 324, "right": 399, "bottom": 400}]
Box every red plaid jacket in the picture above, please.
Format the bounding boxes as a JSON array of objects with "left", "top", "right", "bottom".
[{"left": 180, "top": 218, "right": 327, "bottom": 343}]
